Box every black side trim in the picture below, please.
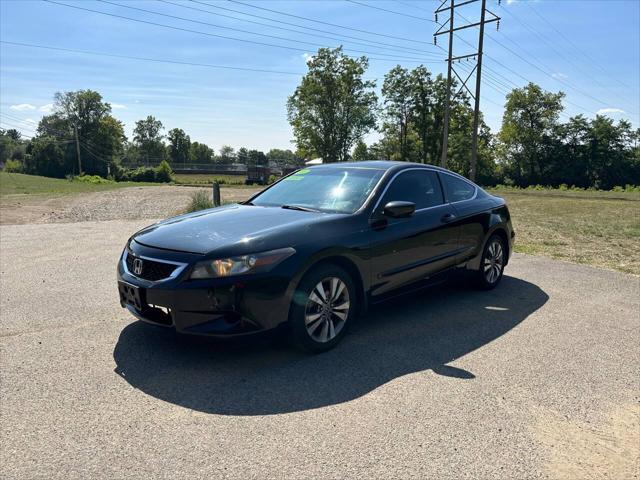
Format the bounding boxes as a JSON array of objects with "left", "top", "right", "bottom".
[{"left": 379, "top": 246, "right": 469, "bottom": 278}]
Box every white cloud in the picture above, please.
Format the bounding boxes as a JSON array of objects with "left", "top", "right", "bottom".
[
  {"left": 596, "top": 108, "right": 625, "bottom": 115},
  {"left": 39, "top": 103, "right": 54, "bottom": 113},
  {"left": 9, "top": 103, "right": 36, "bottom": 111},
  {"left": 24, "top": 118, "right": 37, "bottom": 125},
  {"left": 552, "top": 72, "right": 568, "bottom": 80},
  {"left": 111, "top": 103, "right": 127, "bottom": 110}
]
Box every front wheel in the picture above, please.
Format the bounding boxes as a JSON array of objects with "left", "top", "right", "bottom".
[
  {"left": 474, "top": 234, "right": 506, "bottom": 290},
  {"left": 289, "top": 264, "right": 356, "bottom": 353}
]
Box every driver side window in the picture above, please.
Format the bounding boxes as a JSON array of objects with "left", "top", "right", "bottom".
[{"left": 380, "top": 170, "right": 444, "bottom": 211}]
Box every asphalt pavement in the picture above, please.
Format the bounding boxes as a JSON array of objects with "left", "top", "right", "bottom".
[{"left": 1, "top": 220, "right": 638, "bottom": 479}]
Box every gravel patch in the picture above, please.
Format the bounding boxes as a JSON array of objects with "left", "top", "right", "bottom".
[{"left": 1, "top": 185, "right": 261, "bottom": 225}]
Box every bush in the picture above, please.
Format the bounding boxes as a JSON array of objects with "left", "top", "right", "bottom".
[
  {"left": 72, "top": 174, "right": 113, "bottom": 185},
  {"left": 111, "top": 162, "right": 174, "bottom": 183},
  {"left": 129, "top": 167, "right": 158, "bottom": 183},
  {"left": 185, "top": 190, "right": 213, "bottom": 213},
  {"left": 268, "top": 174, "right": 277, "bottom": 184},
  {"left": 155, "top": 160, "right": 174, "bottom": 183},
  {"left": 3, "top": 159, "right": 23, "bottom": 173}
]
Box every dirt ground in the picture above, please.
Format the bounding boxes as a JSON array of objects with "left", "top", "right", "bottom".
[
  {"left": 0, "top": 185, "right": 261, "bottom": 225},
  {"left": 0, "top": 185, "right": 638, "bottom": 478}
]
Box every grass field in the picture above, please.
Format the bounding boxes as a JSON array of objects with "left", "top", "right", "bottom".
[
  {"left": 173, "top": 173, "right": 247, "bottom": 186},
  {"left": 0, "top": 172, "right": 157, "bottom": 197},
  {"left": 1, "top": 172, "right": 638, "bottom": 274},
  {"left": 489, "top": 189, "right": 640, "bottom": 275}
]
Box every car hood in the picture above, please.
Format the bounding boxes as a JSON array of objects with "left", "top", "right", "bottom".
[{"left": 132, "top": 204, "right": 337, "bottom": 255}]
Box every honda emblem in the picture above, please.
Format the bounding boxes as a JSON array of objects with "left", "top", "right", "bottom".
[{"left": 133, "top": 258, "right": 144, "bottom": 276}]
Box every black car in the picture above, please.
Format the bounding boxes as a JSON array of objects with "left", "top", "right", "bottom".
[{"left": 118, "top": 161, "right": 514, "bottom": 352}]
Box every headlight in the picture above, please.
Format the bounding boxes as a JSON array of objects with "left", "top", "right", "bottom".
[{"left": 189, "top": 247, "right": 295, "bottom": 279}]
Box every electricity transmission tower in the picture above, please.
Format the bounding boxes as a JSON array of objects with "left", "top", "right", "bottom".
[{"left": 434, "top": 0, "right": 500, "bottom": 181}]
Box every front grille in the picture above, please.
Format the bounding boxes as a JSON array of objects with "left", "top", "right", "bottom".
[{"left": 126, "top": 253, "right": 178, "bottom": 281}]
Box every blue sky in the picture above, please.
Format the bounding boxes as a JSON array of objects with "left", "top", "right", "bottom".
[{"left": 1, "top": 0, "right": 638, "bottom": 152}]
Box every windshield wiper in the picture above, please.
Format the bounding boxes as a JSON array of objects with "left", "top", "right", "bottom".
[{"left": 281, "top": 204, "right": 320, "bottom": 212}]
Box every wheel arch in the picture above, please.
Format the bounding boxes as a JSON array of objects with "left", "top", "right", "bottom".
[
  {"left": 465, "top": 225, "right": 511, "bottom": 271},
  {"left": 289, "top": 254, "right": 367, "bottom": 319}
]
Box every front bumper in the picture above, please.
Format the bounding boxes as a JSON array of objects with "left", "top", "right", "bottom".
[{"left": 117, "top": 243, "right": 294, "bottom": 337}]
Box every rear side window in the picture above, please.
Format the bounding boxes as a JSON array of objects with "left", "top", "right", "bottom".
[
  {"left": 440, "top": 173, "right": 476, "bottom": 202},
  {"left": 379, "top": 170, "right": 444, "bottom": 210}
]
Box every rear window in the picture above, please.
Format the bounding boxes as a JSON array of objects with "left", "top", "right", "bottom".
[{"left": 440, "top": 173, "right": 476, "bottom": 202}]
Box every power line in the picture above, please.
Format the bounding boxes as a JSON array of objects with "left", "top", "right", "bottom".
[
  {"left": 226, "top": 0, "right": 438, "bottom": 46},
  {"left": 525, "top": 2, "right": 632, "bottom": 90},
  {"left": 1, "top": 40, "right": 307, "bottom": 76},
  {"left": 393, "top": 0, "right": 433, "bottom": 15},
  {"left": 495, "top": 5, "right": 615, "bottom": 94},
  {"left": 189, "top": 0, "right": 442, "bottom": 55},
  {"left": 446, "top": 12, "right": 602, "bottom": 117},
  {"left": 456, "top": 9, "right": 632, "bottom": 112},
  {"left": 345, "top": 0, "right": 436, "bottom": 23},
  {"left": 43, "top": 0, "right": 433, "bottom": 64},
  {"left": 96, "top": 0, "right": 430, "bottom": 62},
  {"left": 159, "top": 0, "right": 443, "bottom": 58}
]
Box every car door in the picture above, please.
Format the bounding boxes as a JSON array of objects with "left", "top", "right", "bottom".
[
  {"left": 369, "top": 169, "right": 461, "bottom": 297},
  {"left": 438, "top": 172, "right": 484, "bottom": 263}
]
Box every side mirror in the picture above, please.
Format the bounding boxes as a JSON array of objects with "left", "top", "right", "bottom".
[{"left": 383, "top": 201, "right": 415, "bottom": 218}]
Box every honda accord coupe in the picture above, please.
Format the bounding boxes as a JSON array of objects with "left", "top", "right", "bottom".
[{"left": 118, "top": 161, "right": 514, "bottom": 352}]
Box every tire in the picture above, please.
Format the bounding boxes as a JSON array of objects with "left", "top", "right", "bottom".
[
  {"left": 288, "top": 264, "right": 357, "bottom": 353},
  {"left": 474, "top": 234, "right": 506, "bottom": 290}
]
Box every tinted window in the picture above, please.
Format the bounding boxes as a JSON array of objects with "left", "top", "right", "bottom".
[
  {"left": 251, "top": 167, "right": 384, "bottom": 214},
  {"left": 379, "top": 170, "right": 444, "bottom": 210},
  {"left": 440, "top": 173, "right": 476, "bottom": 202}
]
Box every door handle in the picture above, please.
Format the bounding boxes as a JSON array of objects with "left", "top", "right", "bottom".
[{"left": 441, "top": 213, "right": 456, "bottom": 223}]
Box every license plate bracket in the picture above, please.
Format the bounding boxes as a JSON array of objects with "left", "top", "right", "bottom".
[{"left": 118, "top": 281, "right": 145, "bottom": 310}]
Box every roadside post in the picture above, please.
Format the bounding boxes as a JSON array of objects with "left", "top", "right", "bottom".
[{"left": 212, "top": 181, "right": 221, "bottom": 207}]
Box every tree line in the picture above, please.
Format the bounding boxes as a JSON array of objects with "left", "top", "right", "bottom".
[
  {"left": 0, "top": 90, "right": 300, "bottom": 181},
  {"left": 288, "top": 47, "right": 639, "bottom": 189},
  {"left": 2, "top": 46, "right": 638, "bottom": 189}
]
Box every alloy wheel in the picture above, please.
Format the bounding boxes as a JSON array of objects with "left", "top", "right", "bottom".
[
  {"left": 484, "top": 239, "right": 504, "bottom": 284},
  {"left": 304, "top": 276, "right": 350, "bottom": 343}
]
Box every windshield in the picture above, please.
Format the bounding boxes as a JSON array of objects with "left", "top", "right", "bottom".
[{"left": 250, "top": 167, "right": 384, "bottom": 214}]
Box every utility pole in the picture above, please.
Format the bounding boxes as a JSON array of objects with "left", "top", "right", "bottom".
[
  {"left": 434, "top": 0, "right": 500, "bottom": 180},
  {"left": 74, "top": 125, "right": 82, "bottom": 175},
  {"left": 440, "top": 0, "right": 455, "bottom": 168}
]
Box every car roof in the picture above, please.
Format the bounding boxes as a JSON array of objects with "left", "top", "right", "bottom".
[{"left": 308, "top": 160, "right": 451, "bottom": 173}]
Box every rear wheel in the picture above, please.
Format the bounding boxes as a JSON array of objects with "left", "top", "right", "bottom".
[
  {"left": 289, "top": 264, "right": 356, "bottom": 353},
  {"left": 474, "top": 234, "right": 506, "bottom": 290}
]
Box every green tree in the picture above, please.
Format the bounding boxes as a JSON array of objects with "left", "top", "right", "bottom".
[
  {"left": 219, "top": 145, "right": 235, "bottom": 164},
  {"left": 133, "top": 116, "right": 165, "bottom": 165},
  {"left": 352, "top": 140, "right": 369, "bottom": 161},
  {"left": 29, "top": 137, "right": 67, "bottom": 178},
  {"left": 4, "top": 129, "right": 22, "bottom": 141},
  {"left": 409, "top": 66, "right": 434, "bottom": 164},
  {"left": 287, "top": 47, "right": 377, "bottom": 162},
  {"left": 189, "top": 142, "right": 214, "bottom": 164},
  {"left": 237, "top": 147, "right": 249, "bottom": 164},
  {"left": 382, "top": 66, "right": 414, "bottom": 161},
  {"left": 266, "top": 148, "right": 298, "bottom": 165},
  {"left": 498, "top": 82, "right": 565, "bottom": 186},
  {"left": 247, "top": 149, "right": 268, "bottom": 166},
  {"left": 167, "top": 128, "right": 191, "bottom": 165},
  {"left": 0, "top": 132, "right": 13, "bottom": 164},
  {"left": 35, "top": 90, "right": 123, "bottom": 176}
]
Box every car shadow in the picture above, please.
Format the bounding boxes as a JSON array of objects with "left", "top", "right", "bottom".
[{"left": 113, "top": 275, "right": 548, "bottom": 415}]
